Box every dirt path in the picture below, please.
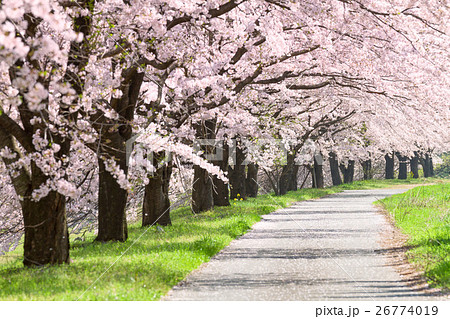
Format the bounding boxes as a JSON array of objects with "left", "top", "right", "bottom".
[{"left": 165, "top": 189, "right": 448, "bottom": 301}]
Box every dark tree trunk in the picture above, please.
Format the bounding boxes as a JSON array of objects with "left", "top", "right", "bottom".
[
  {"left": 427, "top": 153, "right": 434, "bottom": 177},
  {"left": 361, "top": 159, "right": 373, "bottom": 180},
  {"left": 419, "top": 156, "right": 428, "bottom": 177},
  {"left": 229, "top": 139, "right": 246, "bottom": 200},
  {"left": 192, "top": 165, "right": 214, "bottom": 213},
  {"left": 96, "top": 158, "right": 128, "bottom": 241},
  {"left": 212, "top": 141, "right": 230, "bottom": 206},
  {"left": 95, "top": 70, "right": 144, "bottom": 241},
  {"left": 329, "top": 152, "right": 342, "bottom": 186},
  {"left": 396, "top": 153, "right": 408, "bottom": 180},
  {"left": 420, "top": 153, "right": 434, "bottom": 178},
  {"left": 245, "top": 163, "right": 259, "bottom": 198},
  {"left": 311, "top": 154, "right": 324, "bottom": 188},
  {"left": 419, "top": 154, "right": 428, "bottom": 177},
  {"left": 22, "top": 178, "right": 69, "bottom": 266},
  {"left": 340, "top": 160, "right": 355, "bottom": 184},
  {"left": 279, "top": 152, "right": 296, "bottom": 196},
  {"left": 398, "top": 162, "right": 408, "bottom": 179},
  {"left": 142, "top": 157, "right": 172, "bottom": 227},
  {"left": 410, "top": 153, "right": 419, "bottom": 179},
  {"left": 287, "top": 164, "right": 299, "bottom": 192},
  {"left": 1, "top": 133, "right": 70, "bottom": 267},
  {"left": 385, "top": 153, "right": 395, "bottom": 179},
  {"left": 191, "top": 119, "right": 216, "bottom": 213},
  {"left": 212, "top": 175, "right": 230, "bottom": 206}
]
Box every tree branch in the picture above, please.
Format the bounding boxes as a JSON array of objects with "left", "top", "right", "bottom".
[
  {"left": 0, "top": 111, "right": 33, "bottom": 153},
  {"left": 167, "top": 0, "right": 246, "bottom": 30},
  {"left": 288, "top": 81, "right": 331, "bottom": 90}
]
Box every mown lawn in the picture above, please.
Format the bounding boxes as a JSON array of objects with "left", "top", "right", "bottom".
[
  {"left": 379, "top": 181, "right": 450, "bottom": 290},
  {"left": 0, "top": 177, "right": 442, "bottom": 300}
]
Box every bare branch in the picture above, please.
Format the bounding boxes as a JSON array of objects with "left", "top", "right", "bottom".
[{"left": 288, "top": 81, "right": 331, "bottom": 90}]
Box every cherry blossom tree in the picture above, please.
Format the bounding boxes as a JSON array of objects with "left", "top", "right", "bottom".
[{"left": 0, "top": 0, "right": 94, "bottom": 265}]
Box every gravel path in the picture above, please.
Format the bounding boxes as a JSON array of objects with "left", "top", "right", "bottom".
[{"left": 166, "top": 189, "right": 447, "bottom": 301}]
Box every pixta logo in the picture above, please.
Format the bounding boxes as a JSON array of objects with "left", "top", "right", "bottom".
[{"left": 125, "top": 135, "right": 299, "bottom": 170}]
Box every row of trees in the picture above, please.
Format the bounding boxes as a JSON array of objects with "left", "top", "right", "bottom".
[
  {"left": 0, "top": 0, "right": 449, "bottom": 266},
  {"left": 313, "top": 150, "right": 436, "bottom": 189}
]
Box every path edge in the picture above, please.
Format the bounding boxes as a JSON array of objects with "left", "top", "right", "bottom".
[{"left": 376, "top": 202, "right": 449, "bottom": 299}]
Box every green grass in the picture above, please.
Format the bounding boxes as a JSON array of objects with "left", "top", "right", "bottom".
[
  {"left": 0, "top": 177, "right": 444, "bottom": 300},
  {"left": 379, "top": 181, "right": 450, "bottom": 290}
]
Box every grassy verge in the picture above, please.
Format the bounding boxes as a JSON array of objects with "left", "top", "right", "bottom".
[
  {"left": 378, "top": 181, "right": 450, "bottom": 290},
  {"left": 0, "top": 177, "right": 443, "bottom": 300}
]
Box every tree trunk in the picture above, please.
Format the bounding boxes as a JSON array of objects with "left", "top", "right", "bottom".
[
  {"left": 96, "top": 158, "right": 128, "bottom": 242},
  {"left": 420, "top": 153, "right": 435, "bottom": 178},
  {"left": 279, "top": 152, "right": 296, "bottom": 196},
  {"left": 361, "top": 159, "right": 373, "bottom": 180},
  {"left": 396, "top": 153, "right": 408, "bottom": 180},
  {"left": 212, "top": 175, "right": 230, "bottom": 206},
  {"left": 1, "top": 133, "right": 70, "bottom": 266},
  {"left": 419, "top": 156, "right": 428, "bottom": 177},
  {"left": 410, "top": 153, "right": 419, "bottom": 179},
  {"left": 245, "top": 163, "right": 259, "bottom": 198},
  {"left": 212, "top": 141, "right": 230, "bottom": 206},
  {"left": 287, "top": 163, "right": 299, "bottom": 192},
  {"left": 340, "top": 160, "right": 355, "bottom": 184},
  {"left": 312, "top": 153, "right": 324, "bottom": 188},
  {"left": 142, "top": 158, "right": 172, "bottom": 227},
  {"left": 427, "top": 153, "right": 434, "bottom": 177},
  {"left": 192, "top": 165, "right": 214, "bottom": 213},
  {"left": 191, "top": 119, "right": 216, "bottom": 213},
  {"left": 95, "top": 70, "right": 144, "bottom": 241},
  {"left": 385, "top": 153, "right": 395, "bottom": 179},
  {"left": 329, "top": 152, "right": 342, "bottom": 186},
  {"left": 22, "top": 190, "right": 69, "bottom": 267},
  {"left": 229, "top": 139, "right": 246, "bottom": 200},
  {"left": 1, "top": 105, "right": 70, "bottom": 267}
]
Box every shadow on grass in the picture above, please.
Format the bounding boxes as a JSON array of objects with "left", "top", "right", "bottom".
[
  {"left": 0, "top": 210, "right": 260, "bottom": 300},
  {"left": 408, "top": 236, "right": 450, "bottom": 289}
]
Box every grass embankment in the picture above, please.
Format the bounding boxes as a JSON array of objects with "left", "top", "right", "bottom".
[
  {"left": 0, "top": 178, "right": 441, "bottom": 300},
  {"left": 379, "top": 181, "right": 450, "bottom": 290}
]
